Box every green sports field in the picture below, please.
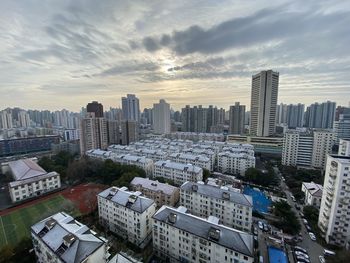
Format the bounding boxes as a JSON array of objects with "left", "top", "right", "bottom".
[{"left": 0, "top": 195, "right": 80, "bottom": 248}]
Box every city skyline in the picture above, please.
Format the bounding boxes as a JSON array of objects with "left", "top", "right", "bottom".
[{"left": 1, "top": 0, "right": 350, "bottom": 111}]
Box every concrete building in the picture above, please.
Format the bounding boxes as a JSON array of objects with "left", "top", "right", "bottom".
[
  {"left": 334, "top": 114, "right": 350, "bottom": 142},
  {"left": 276, "top": 103, "right": 288, "bottom": 125},
  {"left": 229, "top": 102, "right": 245, "bottom": 135},
  {"left": 250, "top": 70, "right": 279, "bottom": 137},
  {"left": 121, "top": 120, "right": 139, "bottom": 145},
  {"left": 31, "top": 212, "right": 109, "bottom": 263},
  {"left": 18, "top": 110, "right": 31, "bottom": 128},
  {"left": 122, "top": 94, "right": 140, "bottom": 122},
  {"left": 168, "top": 152, "right": 212, "bottom": 171},
  {"left": 153, "top": 99, "right": 171, "bottom": 134},
  {"left": 217, "top": 151, "right": 255, "bottom": 176},
  {"left": 180, "top": 182, "right": 253, "bottom": 231},
  {"left": 87, "top": 101, "right": 104, "bottom": 118},
  {"left": 64, "top": 129, "right": 80, "bottom": 141},
  {"left": 286, "top": 103, "right": 305, "bottom": 128},
  {"left": 80, "top": 112, "right": 108, "bottom": 154},
  {"left": 107, "top": 120, "right": 120, "bottom": 145},
  {"left": 318, "top": 155, "right": 350, "bottom": 248},
  {"left": 2, "top": 158, "right": 61, "bottom": 203},
  {"left": 152, "top": 206, "right": 254, "bottom": 263},
  {"left": 301, "top": 182, "right": 323, "bottom": 207},
  {"left": 153, "top": 160, "right": 203, "bottom": 185},
  {"left": 282, "top": 130, "right": 335, "bottom": 169},
  {"left": 339, "top": 139, "right": 350, "bottom": 156},
  {"left": 0, "top": 110, "right": 13, "bottom": 129},
  {"left": 305, "top": 101, "right": 336, "bottom": 129},
  {"left": 98, "top": 186, "right": 156, "bottom": 248},
  {"left": 130, "top": 177, "right": 180, "bottom": 207}
]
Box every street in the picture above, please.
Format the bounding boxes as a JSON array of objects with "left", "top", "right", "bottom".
[{"left": 279, "top": 172, "right": 324, "bottom": 263}]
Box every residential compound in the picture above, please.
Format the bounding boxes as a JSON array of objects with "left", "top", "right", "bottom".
[
  {"left": 98, "top": 186, "right": 156, "bottom": 248},
  {"left": 301, "top": 182, "right": 323, "bottom": 207},
  {"left": 282, "top": 129, "right": 335, "bottom": 169},
  {"left": 130, "top": 177, "right": 180, "bottom": 207},
  {"left": 153, "top": 160, "right": 203, "bottom": 185},
  {"left": 318, "top": 155, "right": 350, "bottom": 248},
  {"left": 31, "top": 212, "right": 109, "bottom": 263},
  {"left": 152, "top": 206, "right": 254, "bottom": 263},
  {"left": 180, "top": 182, "right": 253, "bottom": 232},
  {"left": 2, "top": 158, "right": 61, "bottom": 202},
  {"left": 88, "top": 138, "right": 255, "bottom": 179}
]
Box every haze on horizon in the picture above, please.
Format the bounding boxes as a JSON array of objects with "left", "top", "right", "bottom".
[{"left": 0, "top": 0, "right": 350, "bottom": 111}]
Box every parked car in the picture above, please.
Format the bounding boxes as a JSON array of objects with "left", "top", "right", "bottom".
[
  {"left": 306, "top": 225, "right": 311, "bottom": 231},
  {"left": 263, "top": 223, "right": 269, "bottom": 232},
  {"left": 303, "top": 219, "right": 308, "bottom": 224},
  {"left": 294, "top": 246, "right": 308, "bottom": 254},
  {"left": 296, "top": 256, "right": 310, "bottom": 263},
  {"left": 258, "top": 221, "right": 264, "bottom": 230},
  {"left": 309, "top": 232, "right": 316, "bottom": 241},
  {"left": 254, "top": 227, "right": 258, "bottom": 235},
  {"left": 319, "top": 255, "right": 326, "bottom": 263},
  {"left": 295, "top": 251, "right": 309, "bottom": 259},
  {"left": 295, "top": 204, "right": 301, "bottom": 210},
  {"left": 300, "top": 212, "right": 304, "bottom": 217}
]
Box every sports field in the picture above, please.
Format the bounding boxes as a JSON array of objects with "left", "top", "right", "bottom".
[{"left": 0, "top": 195, "right": 79, "bottom": 248}]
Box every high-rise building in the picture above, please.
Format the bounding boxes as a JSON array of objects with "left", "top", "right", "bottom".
[
  {"left": 0, "top": 110, "right": 13, "bottom": 129},
  {"left": 79, "top": 112, "right": 108, "bottom": 154},
  {"left": 304, "top": 101, "right": 336, "bottom": 129},
  {"left": 276, "top": 103, "right": 288, "bottom": 125},
  {"left": 318, "top": 155, "right": 350, "bottom": 248},
  {"left": 121, "top": 120, "right": 139, "bottom": 145},
  {"left": 338, "top": 139, "right": 350, "bottom": 156},
  {"left": 122, "top": 94, "right": 140, "bottom": 121},
  {"left": 286, "top": 103, "right": 305, "bottom": 128},
  {"left": 282, "top": 130, "right": 335, "bottom": 169},
  {"left": 153, "top": 99, "right": 171, "bottom": 134},
  {"left": 86, "top": 101, "right": 104, "bottom": 117},
  {"left": 334, "top": 114, "right": 350, "bottom": 142},
  {"left": 250, "top": 70, "right": 279, "bottom": 137},
  {"left": 229, "top": 102, "right": 246, "bottom": 134},
  {"left": 107, "top": 120, "right": 120, "bottom": 145},
  {"left": 181, "top": 105, "right": 192, "bottom": 132},
  {"left": 18, "top": 111, "right": 31, "bottom": 128}
]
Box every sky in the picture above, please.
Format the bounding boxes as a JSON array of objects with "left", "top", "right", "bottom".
[{"left": 0, "top": 0, "right": 350, "bottom": 112}]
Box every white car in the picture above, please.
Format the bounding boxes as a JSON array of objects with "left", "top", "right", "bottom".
[
  {"left": 309, "top": 232, "right": 316, "bottom": 241},
  {"left": 319, "top": 256, "right": 325, "bottom": 263},
  {"left": 258, "top": 221, "right": 264, "bottom": 230},
  {"left": 295, "top": 251, "right": 309, "bottom": 259}
]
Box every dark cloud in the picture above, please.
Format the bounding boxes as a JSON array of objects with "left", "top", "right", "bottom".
[{"left": 140, "top": 7, "right": 350, "bottom": 55}]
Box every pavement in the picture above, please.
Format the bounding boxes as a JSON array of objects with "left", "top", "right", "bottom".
[{"left": 279, "top": 170, "right": 324, "bottom": 263}]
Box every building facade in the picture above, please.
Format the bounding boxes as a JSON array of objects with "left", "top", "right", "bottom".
[
  {"left": 229, "top": 102, "right": 246, "bottom": 135},
  {"left": 250, "top": 70, "right": 279, "bottom": 137},
  {"left": 122, "top": 94, "right": 140, "bottom": 122},
  {"left": 217, "top": 151, "right": 255, "bottom": 176},
  {"left": 301, "top": 182, "right": 323, "bottom": 207},
  {"left": 153, "top": 99, "right": 171, "bottom": 134},
  {"left": 98, "top": 186, "right": 156, "bottom": 248},
  {"left": 152, "top": 206, "right": 254, "bottom": 263},
  {"left": 130, "top": 177, "right": 180, "bottom": 207},
  {"left": 180, "top": 182, "right": 253, "bottom": 231}
]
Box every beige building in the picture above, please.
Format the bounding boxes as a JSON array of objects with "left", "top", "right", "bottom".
[
  {"left": 98, "top": 186, "right": 156, "bottom": 248},
  {"left": 130, "top": 177, "right": 179, "bottom": 207},
  {"left": 301, "top": 182, "right": 323, "bottom": 207},
  {"left": 80, "top": 112, "right": 108, "bottom": 154},
  {"left": 31, "top": 212, "right": 110, "bottom": 263},
  {"left": 2, "top": 158, "right": 61, "bottom": 203},
  {"left": 153, "top": 206, "right": 254, "bottom": 263}
]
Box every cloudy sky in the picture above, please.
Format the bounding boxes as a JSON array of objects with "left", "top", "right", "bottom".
[{"left": 1, "top": 0, "right": 350, "bottom": 111}]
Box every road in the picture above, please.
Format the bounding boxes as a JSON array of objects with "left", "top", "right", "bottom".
[{"left": 278, "top": 169, "right": 324, "bottom": 263}]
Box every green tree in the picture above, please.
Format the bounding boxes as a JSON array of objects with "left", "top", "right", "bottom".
[
  {"left": 0, "top": 245, "right": 14, "bottom": 263},
  {"left": 272, "top": 200, "right": 301, "bottom": 235},
  {"left": 202, "top": 168, "right": 210, "bottom": 182}
]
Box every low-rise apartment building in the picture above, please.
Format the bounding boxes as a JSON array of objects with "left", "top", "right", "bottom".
[
  {"left": 130, "top": 177, "right": 180, "bottom": 207},
  {"left": 217, "top": 152, "right": 255, "bottom": 176},
  {"left": 301, "top": 182, "right": 323, "bottom": 207},
  {"left": 152, "top": 206, "right": 254, "bottom": 263},
  {"left": 168, "top": 152, "right": 212, "bottom": 171},
  {"left": 113, "top": 154, "right": 154, "bottom": 175},
  {"left": 2, "top": 158, "right": 61, "bottom": 203},
  {"left": 98, "top": 186, "right": 156, "bottom": 248},
  {"left": 31, "top": 212, "right": 109, "bottom": 263},
  {"left": 153, "top": 160, "right": 203, "bottom": 185},
  {"left": 180, "top": 182, "right": 253, "bottom": 231}
]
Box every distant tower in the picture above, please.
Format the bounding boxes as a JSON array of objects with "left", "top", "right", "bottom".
[
  {"left": 153, "top": 99, "right": 171, "bottom": 134},
  {"left": 86, "top": 101, "right": 104, "bottom": 118},
  {"left": 250, "top": 70, "right": 279, "bottom": 137},
  {"left": 229, "top": 102, "right": 246, "bottom": 134},
  {"left": 121, "top": 94, "right": 140, "bottom": 122}
]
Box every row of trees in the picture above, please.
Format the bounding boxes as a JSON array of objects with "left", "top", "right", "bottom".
[
  {"left": 244, "top": 166, "right": 279, "bottom": 187},
  {"left": 271, "top": 200, "right": 301, "bottom": 235}
]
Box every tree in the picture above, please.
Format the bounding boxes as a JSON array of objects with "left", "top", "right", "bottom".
[
  {"left": 272, "top": 200, "right": 301, "bottom": 235},
  {"left": 0, "top": 245, "right": 14, "bottom": 263},
  {"left": 202, "top": 169, "right": 210, "bottom": 182},
  {"left": 303, "top": 205, "right": 319, "bottom": 224}
]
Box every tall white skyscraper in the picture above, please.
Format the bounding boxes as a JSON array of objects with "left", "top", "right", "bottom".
[
  {"left": 18, "top": 111, "right": 31, "bottom": 128},
  {"left": 153, "top": 99, "right": 170, "bottom": 134},
  {"left": 121, "top": 94, "right": 140, "bottom": 122},
  {"left": 0, "top": 110, "right": 13, "bottom": 129},
  {"left": 250, "top": 70, "right": 279, "bottom": 137}
]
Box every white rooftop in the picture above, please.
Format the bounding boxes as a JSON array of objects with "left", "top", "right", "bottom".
[
  {"left": 130, "top": 177, "right": 178, "bottom": 195},
  {"left": 8, "top": 158, "right": 47, "bottom": 181}
]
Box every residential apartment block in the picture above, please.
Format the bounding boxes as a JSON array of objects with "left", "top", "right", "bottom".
[
  {"left": 2, "top": 158, "right": 61, "bottom": 203},
  {"left": 217, "top": 151, "right": 255, "bottom": 176},
  {"left": 153, "top": 160, "right": 203, "bottom": 185},
  {"left": 152, "top": 206, "right": 254, "bottom": 263},
  {"left": 318, "top": 155, "right": 350, "bottom": 248},
  {"left": 301, "top": 182, "right": 323, "bottom": 207},
  {"left": 168, "top": 152, "right": 212, "bottom": 171},
  {"left": 98, "top": 186, "right": 156, "bottom": 248},
  {"left": 180, "top": 182, "right": 253, "bottom": 231},
  {"left": 130, "top": 177, "right": 180, "bottom": 207},
  {"left": 31, "top": 212, "right": 109, "bottom": 263}
]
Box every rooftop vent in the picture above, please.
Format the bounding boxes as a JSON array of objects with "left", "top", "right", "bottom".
[
  {"left": 63, "top": 233, "right": 77, "bottom": 247},
  {"left": 128, "top": 195, "right": 137, "bottom": 204},
  {"left": 222, "top": 192, "right": 230, "bottom": 200},
  {"left": 45, "top": 218, "right": 57, "bottom": 230},
  {"left": 151, "top": 183, "right": 158, "bottom": 187},
  {"left": 168, "top": 212, "right": 177, "bottom": 224},
  {"left": 208, "top": 227, "right": 220, "bottom": 241}
]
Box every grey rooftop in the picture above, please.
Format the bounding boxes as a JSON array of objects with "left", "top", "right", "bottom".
[
  {"left": 130, "top": 177, "right": 178, "bottom": 195},
  {"left": 154, "top": 160, "right": 202, "bottom": 173}
]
